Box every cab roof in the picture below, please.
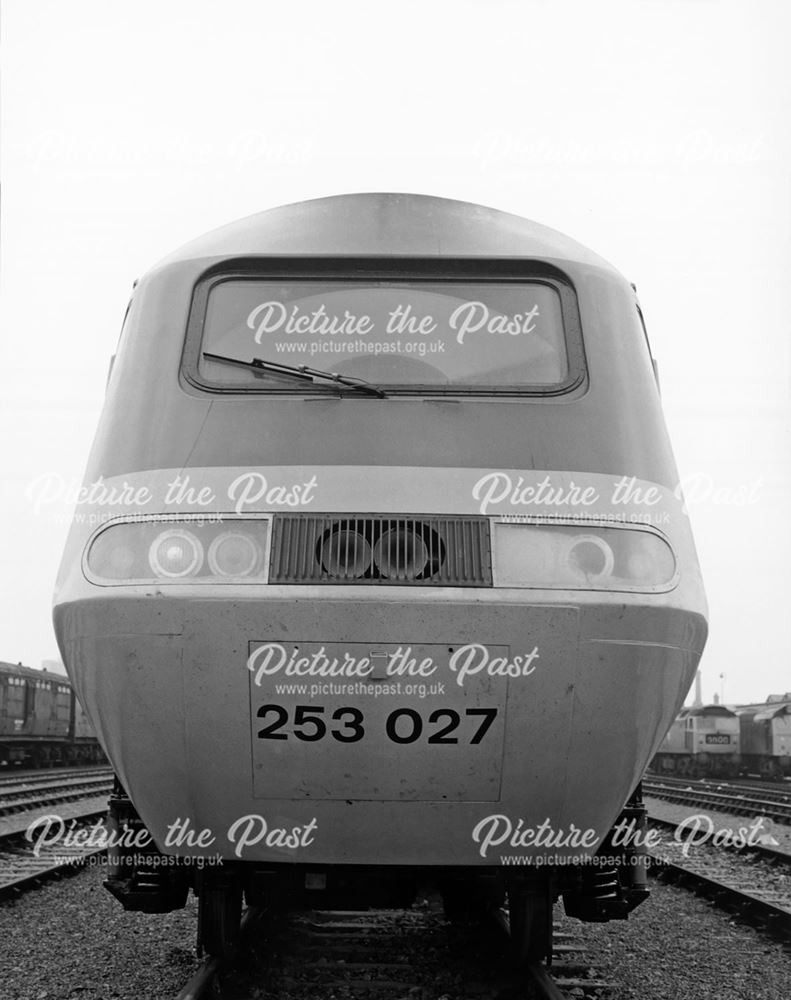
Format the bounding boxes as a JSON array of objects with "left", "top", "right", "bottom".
[
  {"left": 681, "top": 705, "right": 738, "bottom": 718},
  {"left": 753, "top": 703, "right": 791, "bottom": 721},
  {"left": 152, "top": 193, "right": 622, "bottom": 275}
]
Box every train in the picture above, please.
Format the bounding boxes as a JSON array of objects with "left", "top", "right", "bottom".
[
  {"left": 53, "top": 193, "right": 708, "bottom": 961},
  {"left": 651, "top": 701, "right": 791, "bottom": 779},
  {"left": 0, "top": 661, "right": 103, "bottom": 767},
  {"left": 650, "top": 705, "right": 740, "bottom": 778},
  {"left": 740, "top": 702, "right": 791, "bottom": 778}
]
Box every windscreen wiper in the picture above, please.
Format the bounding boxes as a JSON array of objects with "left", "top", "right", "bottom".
[{"left": 202, "top": 352, "right": 387, "bottom": 398}]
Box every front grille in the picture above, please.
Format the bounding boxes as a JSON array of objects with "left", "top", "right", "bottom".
[{"left": 269, "top": 514, "right": 491, "bottom": 586}]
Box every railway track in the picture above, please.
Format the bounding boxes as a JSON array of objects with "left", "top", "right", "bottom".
[
  {"left": 720, "top": 777, "right": 791, "bottom": 800},
  {"left": 174, "top": 900, "right": 615, "bottom": 999},
  {"left": 0, "top": 815, "right": 108, "bottom": 894},
  {"left": 647, "top": 816, "right": 791, "bottom": 938},
  {"left": 0, "top": 766, "right": 114, "bottom": 895},
  {"left": 0, "top": 763, "right": 111, "bottom": 787},
  {"left": 646, "top": 772, "right": 791, "bottom": 804},
  {"left": 167, "top": 814, "right": 791, "bottom": 999},
  {"left": 643, "top": 777, "right": 791, "bottom": 824},
  {"left": 0, "top": 765, "right": 114, "bottom": 817}
]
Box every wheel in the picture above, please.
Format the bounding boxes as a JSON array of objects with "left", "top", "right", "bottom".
[
  {"left": 508, "top": 886, "right": 552, "bottom": 966},
  {"left": 197, "top": 873, "right": 242, "bottom": 959}
]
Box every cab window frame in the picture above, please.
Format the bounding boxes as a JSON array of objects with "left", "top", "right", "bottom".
[{"left": 181, "top": 257, "right": 587, "bottom": 398}]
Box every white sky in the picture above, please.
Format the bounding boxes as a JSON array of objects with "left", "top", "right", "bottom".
[{"left": 1, "top": 0, "right": 789, "bottom": 704}]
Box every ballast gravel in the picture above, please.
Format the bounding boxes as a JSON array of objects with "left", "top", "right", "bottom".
[
  {"left": 0, "top": 861, "right": 199, "bottom": 999},
  {"left": 555, "top": 878, "right": 791, "bottom": 1000}
]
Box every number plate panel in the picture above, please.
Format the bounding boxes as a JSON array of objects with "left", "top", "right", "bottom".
[
  {"left": 248, "top": 641, "right": 509, "bottom": 801},
  {"left": 704, "top": 733, "right": 731, "bottom": 745}
]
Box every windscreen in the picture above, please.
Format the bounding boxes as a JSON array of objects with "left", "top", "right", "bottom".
[{"left": 198, "top": 278, "right": 568, "bottom": 390}]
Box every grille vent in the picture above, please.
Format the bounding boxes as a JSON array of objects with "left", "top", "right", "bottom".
[{"left": 269, "top": 514, "right": 491, "bottom": 586}]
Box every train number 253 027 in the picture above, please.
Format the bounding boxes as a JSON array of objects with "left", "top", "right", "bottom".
[{"left": 255, "top": 704, "right": 498, "bottom": 745}]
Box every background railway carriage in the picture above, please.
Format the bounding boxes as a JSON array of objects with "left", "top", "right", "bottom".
[
  {"left": 52, "top": 193, "right": 708, "bottom": 961},
  {"left": 651, "top": 705, "right": 740, "bottom": 778},
  {"left": 739, "top": 703, "right": 791, "bottom": 779},
  {"left": 0, "top": 661, "right": 102, "bottom": 767}
]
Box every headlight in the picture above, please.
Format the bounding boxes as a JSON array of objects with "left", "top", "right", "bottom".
[
  {"left": 492, "top": 522, "right": 676, "bottom": 591},
  {"left": 149, "top": 529, "right": 204, "bottom": 578},
  {"left": 566, "top": 534, "right": 615, "bottom": 582},
  {"left": 85, "top": 517, "right": 270, "bottom": 584}
]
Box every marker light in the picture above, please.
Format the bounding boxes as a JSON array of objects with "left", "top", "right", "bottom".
[
  {"left": 85, "top": 530, "right": 136, "bottom": 580},
  {"left": 207, "top": 531, "right": 262, "bottom": 577},
  {"left": 492, "top": 522, "right": 676, "bottom": 591}
]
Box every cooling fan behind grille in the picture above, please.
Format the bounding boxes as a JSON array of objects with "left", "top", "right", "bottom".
[{"left": 269, "top": 514, "right": 492, "bottom": 586}]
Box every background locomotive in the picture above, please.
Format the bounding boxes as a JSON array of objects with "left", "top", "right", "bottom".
[
  {"left": 650, "top": 705, "right": 740, "bottom": 778},
  {"left": 651, "top": 700, "right": 791, "bottom": 779},
  {"left": 739, "top": 702, "right": 791, "bottom": 779},
  {"left": 0, "top": 661, "right": 102, "bottom": 767},
  {"left": 53, "top": 193, "right": 708, "bottom": 961}
]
